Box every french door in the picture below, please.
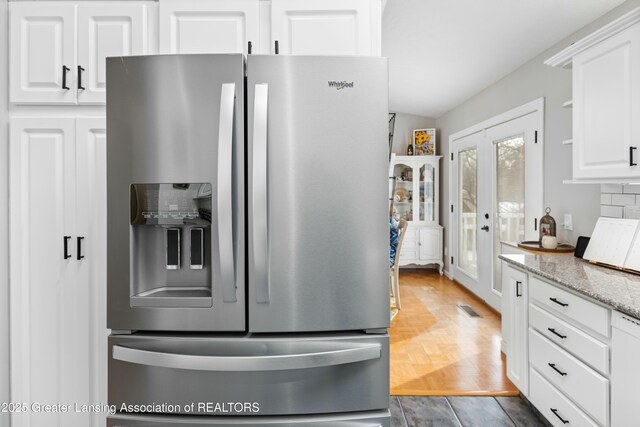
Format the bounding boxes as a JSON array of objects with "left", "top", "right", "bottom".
[{"left": 451, "top": 101, "right": 543, "bottom": 311}]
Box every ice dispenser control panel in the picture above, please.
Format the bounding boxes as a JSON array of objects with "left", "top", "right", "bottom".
[{"left": 131, "top": 183, "right": 212, "bottom": 225}]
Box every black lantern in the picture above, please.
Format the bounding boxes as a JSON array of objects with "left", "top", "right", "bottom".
[{"left": 539, "top": 207, "right": 556, "bottom": 245}]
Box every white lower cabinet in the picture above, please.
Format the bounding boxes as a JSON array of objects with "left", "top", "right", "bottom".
[
  {"left": 502, "top": 261, "right": 613, "bottom": 426},
  {"left": 529, "top": 369, "right": 599, "bottom": 427},
  {"left": 502, "top": 263, "right": 528, "bottom": 395},
  {"left": 398, "top": 225, "right": 443, "bottom": 274},
  {"left": 10, "top": 117, "right": 107, "bottom": 427}
]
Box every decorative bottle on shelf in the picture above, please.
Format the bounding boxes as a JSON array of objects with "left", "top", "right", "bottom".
[
  {"left": 407, "top": 143, "right": 413, "bottom": 155},
  {"left": 539, "top": 207, "right": 557, "bottom": 246}
]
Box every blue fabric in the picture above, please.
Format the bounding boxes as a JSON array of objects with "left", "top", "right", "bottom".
[{"left": 390, "top": 217, "right": 399, "bottom": 267}]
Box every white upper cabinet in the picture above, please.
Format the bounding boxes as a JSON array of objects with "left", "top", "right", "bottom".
[
  {"left": 159, "top": 0, "right": 259, "bottom": 55},
  {"left": 546, "top": 7, "right": 640, "bottom": 182},
  {"left": 270, "top": 0, "right": 381, "bottom": 55},
  {"left": 77, "top": 4, "right": 150, "bottom": 104},
  {"left": 158, "top": 0, "right": 381, "bottom": 56},
  {"left": 9, "top": 4, "right": 76, "bottom": 104},
  {"left": 10, "top": 2, "right": 153, "bottom": 105},
  {"left": 572, "top": 23, "right": 640, "bottom": 180}
]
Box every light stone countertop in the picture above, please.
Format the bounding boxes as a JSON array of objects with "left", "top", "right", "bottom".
[{"left": 499, "top": 253, "right": 640, "bottom": 319}]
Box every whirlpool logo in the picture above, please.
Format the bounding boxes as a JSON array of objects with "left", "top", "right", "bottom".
[{"left": 328, "top": 81, "right": 354, "bottom": 90}]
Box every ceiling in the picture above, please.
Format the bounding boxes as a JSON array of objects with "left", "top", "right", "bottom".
[{"left": 382, "top": 0, "right": 626, "bottom": 118}]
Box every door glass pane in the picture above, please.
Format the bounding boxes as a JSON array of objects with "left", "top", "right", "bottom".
[
  {"left": 391, "top": 163, "right": 413, "bottom": 221},
  {"left": 493, "top": 135, "right": 525, "bottom": 293},
  {"left": 420, "top": 164, "right": 434, "bottom": 221},
  {"left": 458, "top": 149, "right": 477, "bottom": 278}
]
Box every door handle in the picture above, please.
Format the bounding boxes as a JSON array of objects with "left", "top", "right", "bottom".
[
  {"left": 631, "top": 146, "right": 638, "bottom": 166},
  {"left": 550, "top": 408, "right": 569, "bottom": 424},
  {"left": 77, "top": 65, "right": 85, "bottom": 90},
  {"left": 61, "top": 65, "right": 70, "bottom": 90},
  {"left": 481, "top": 225, "right": 489, "bottom": 231},
  {"left": 548, "top": 327, "right": 567, "bottom": 339},
  {"left": 516, "top": 280, "right": 522, "bottom": 297},
  {"left": 549, "top": 297, "right": 569, "bottom": 307},
  {"left": 112, "top": 341, "right": 380, "bottom": 372},
  {"left": 63, "top": 236, "right": 71, "bottom": 259},
  {"left": 253, "top": 83, "right": 269, "bottom": 303},
  {"left": 217, "top": 83, "right": 237, "bottom": 303},
  {"left": 77, "top": 236, "right": 85, "bottom": 260},
  {"left": 548, "top": 362, "right": 568, "bottom": 376}
]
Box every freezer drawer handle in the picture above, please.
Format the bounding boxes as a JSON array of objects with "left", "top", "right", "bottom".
[
  {"left": 218, "top": 83, "right": 237, "bottom": 302},
  {"left": 253, "top": 83, "right": 270, "bottom": 303},
  {"left": 112, "top": 341, "right": 380, "bottom": 372}
]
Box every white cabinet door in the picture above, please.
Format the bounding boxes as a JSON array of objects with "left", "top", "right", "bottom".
[
  {"left": 9, "top": 3, "right": 76, "bottom": 104},
  {"left": 10, "top": 117, "right": 107, "bottom": 427},
  {"left": 418, "top": 227, "right": 440, "bottom": 260},
  {"left": 9, "top": 118, "right": 80, "bottom": 427},
  {"left": 503, "top": 263, "right": 528, "bottom": 395},
  {"left": 573, "top": 22, "right": 640, "bottom": 179},
  {"left": 75, "top": 118, "right": 108, "bottom": 427},
  {"left": 77, "top": 4, "right": 150, "bottom": 104},
  {"left": 270, "top": 0, "right": 381, "bottom": 55},
  {"left": 159, "top": 0, "right": 259, "bottom": 54}
]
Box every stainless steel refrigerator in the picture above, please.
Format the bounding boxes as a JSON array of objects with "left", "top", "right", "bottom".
[{"left": 106, "top": 54, "right": 390, "bottom": 426}]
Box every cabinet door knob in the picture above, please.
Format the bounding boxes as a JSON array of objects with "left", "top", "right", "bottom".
[
  {"left": 61, "top": 65, "right": 70, "bottom": 90},
  {"left": 481, "top": 225, "right": 489, "bottom": 231},
  {"left": 631, "top": 146, "right": 638, "bottom": 166},
  {"left": 77, "top": 65, "right": 85, "bottom": 90}
]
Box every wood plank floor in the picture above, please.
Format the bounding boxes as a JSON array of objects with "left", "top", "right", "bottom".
[{"left": 389, "top": 269, "right": 519, "bottom": 396}]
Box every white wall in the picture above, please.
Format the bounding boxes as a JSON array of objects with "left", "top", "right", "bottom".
[
  {"left": 390, "top": 111, "right": 436, "bottom": 155},
  {"left": 1, "top": 0, "right": 10, "bottom": 425},
  {"left": 436, "top": 0, "right": 640, "bottom": 272}
]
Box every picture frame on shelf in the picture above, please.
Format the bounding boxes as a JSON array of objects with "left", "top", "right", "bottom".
[{"left": 413, "top": 128, "right": 436, "bottom": 155}]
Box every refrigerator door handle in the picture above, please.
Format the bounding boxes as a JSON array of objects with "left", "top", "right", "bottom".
[
  {"left": 218, "top": 83, "right": 237, "bottom": 302},
  {"left": 253, "top": 83, "right": 269, "bottom": 303},
  {"left": 112, "top": 341, "right": 380, "bottom": 372}
]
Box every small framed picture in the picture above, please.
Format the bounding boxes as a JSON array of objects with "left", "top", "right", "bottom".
[{"left": 413, "top": 128, "right": 436, "bottom": 155}]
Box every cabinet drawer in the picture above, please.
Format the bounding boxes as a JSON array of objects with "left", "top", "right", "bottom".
[
  {"left": 529, "top": 329, "right": 609, "bottom": 426},
  {"left": 529, "top": 368, "right": 599, "bottom": 427},
  {"left": 530, "top": 276, "right": 610, "bottom": 337},
  {"left": 529, "top": 304, "right": 609, "bottom": 376}
]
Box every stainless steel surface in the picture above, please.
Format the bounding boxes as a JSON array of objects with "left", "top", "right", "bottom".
[
  {"left": 217, "top": 83, "right": 236, "bottom": 302},
  {"left": 252, "top": 83, "right": 269, "bottom": 304},
  {"left": 108, "top": 333, "right": 389, "bottom": 416},
  {"left": 108, "top": 411, "right": 390, "bottom": 426},
  {"left": 112, "top": 340, "right": 380, "bottom": 371},
  {"left": 106, "top": 54, "right": 245, "bottom": 331},
  {"left": 246, "top": 55, "right": 390, "bottom": 333}
]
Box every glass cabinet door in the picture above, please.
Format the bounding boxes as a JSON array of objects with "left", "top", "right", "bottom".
[
  {"left": 391, "top": 163, "right": 413, "bottom": 221},
  {"left": 419, "top": 163, "right": 435, "bottom": 222}
]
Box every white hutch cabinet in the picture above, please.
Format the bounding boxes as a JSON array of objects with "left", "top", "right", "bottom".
[{"left": 390, "top": 155, "right": 443, "bottom": 274}]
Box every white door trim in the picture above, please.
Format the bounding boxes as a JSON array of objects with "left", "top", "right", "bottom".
[{"left": 448, "top": 97, "right": 544, "bottom": 301}]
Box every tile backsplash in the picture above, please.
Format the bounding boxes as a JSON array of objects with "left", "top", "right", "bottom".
[{"left": 600, "top": 184, "right": 640, "bottom": 218}]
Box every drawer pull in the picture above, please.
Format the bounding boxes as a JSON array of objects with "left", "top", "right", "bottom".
[
  {"left": 550, "top": 408, "right": 570, "bottom": 424},
  {"left": 547, "top": 327, "right": 567, "bottom": 339},
  {"left": 549, "top": 297, "right": 569, "bottom": 307},
  {"left": 548, "top": 363, "right": 568, "bottom": 376}
]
